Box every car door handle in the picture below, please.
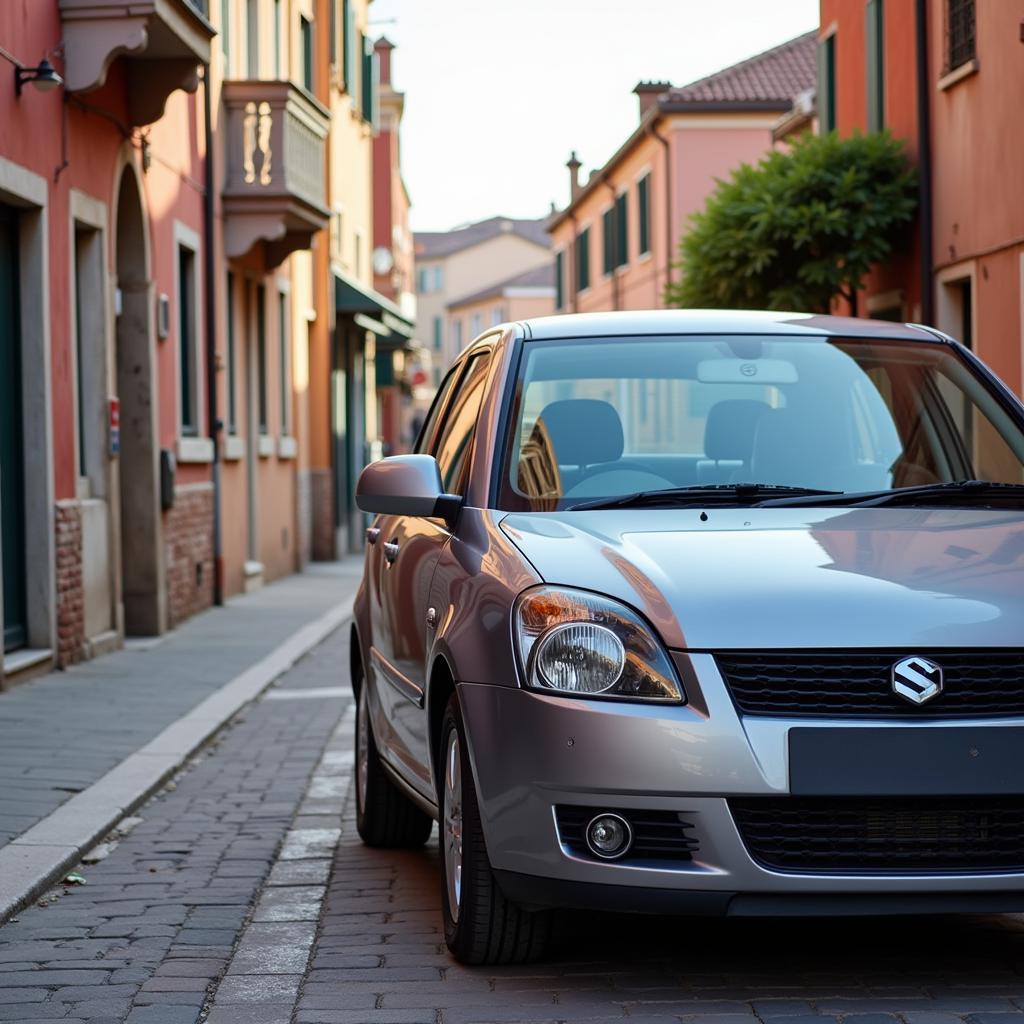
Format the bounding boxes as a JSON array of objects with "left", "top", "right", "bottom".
[
  {"left": 383, "top": 540, "right": 400, "bottom": 564},
  {"left": 366, "top": 527, "right": 380, "bottom": 544}
]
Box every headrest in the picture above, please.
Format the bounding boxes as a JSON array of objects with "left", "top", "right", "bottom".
[
  {"left": 703, "top": 400, "right": 771, "bottom": 462},
  {"left": 535, "top": 399, "right": 624, "bottom": 466},
  {"left": 750, "top": 408, "right": 852, "bottom": 489}
]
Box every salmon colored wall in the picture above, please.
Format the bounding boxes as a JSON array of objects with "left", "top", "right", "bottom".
[
  {"left": 670, "top": 120, "right": 778, "bottom": 230},
  {"left": 0, "top": 2, "right": 208, "bottom": 501}
]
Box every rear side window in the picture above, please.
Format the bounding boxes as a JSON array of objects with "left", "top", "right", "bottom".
[
  {"left": 414, "top": 368, "right": 459, "bottom": 455},
  {"left": 432, "top": 352, "right": 490, "bottom": 496}
]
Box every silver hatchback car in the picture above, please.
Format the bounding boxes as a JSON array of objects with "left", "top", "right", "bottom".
[{"left": 351, "top": 310, "right": 1024, "bottom": 965}]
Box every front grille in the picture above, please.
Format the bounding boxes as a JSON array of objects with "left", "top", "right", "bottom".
[
  {"left": 731, "top": 797, "right": 1024, "bottom": 874},
  {"left": 716, "top": 651, "right": 1024, "bottom": 718},
  {"left": 555, "top": 806, "right": 699, "bottom": 863}
]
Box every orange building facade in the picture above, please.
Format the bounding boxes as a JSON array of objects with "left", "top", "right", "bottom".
[{"left": 819, "top": 0, "right": 1024, "bottom": 397}]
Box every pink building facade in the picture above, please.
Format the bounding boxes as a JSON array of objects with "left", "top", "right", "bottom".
[{"left": 549, "top": 34, "right": 817, "bottom": 314}]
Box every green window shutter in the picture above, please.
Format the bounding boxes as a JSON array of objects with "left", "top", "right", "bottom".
[
  {"left": 344, "top": 0, "right": 357, "bottom": 98},
  {"left": 301, "top": 16, "right": 313, "bottom": 92},
  {"left": 637, "top": 174, "right": 650, "bottom": 255},
  {"left": 602, "top": 207, "right": 615, "bottom": 275},
  {"left": 615, "top": 192, "right": 628, "bottom": 267},
  {"left": 360, "top": 34, "right": 376, "bottom": 123},
  {"left": 331, "top": 0, "right": 339, "bottom": 66},
  {"left": 576, "top": 229, "right": 590, "bottom": 292},
  {"left": 866, "top": 0, "right": 884, "bottom": 131},
  {"left": 554, "top": 251, "right": 564, "bottom": 310},
  {"left": 818, "top": 35, "right": 836, "bottom": 133}
]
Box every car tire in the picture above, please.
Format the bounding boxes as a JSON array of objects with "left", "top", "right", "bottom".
[
  {"left": 354, "top": 683, "right": 433, "bottom": 849},
  {"left": 439, "top": 693, "right": 551, "bottom": 965}
]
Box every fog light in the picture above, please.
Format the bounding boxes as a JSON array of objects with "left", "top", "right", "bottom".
[{"left": 585, "top": 813, "right": 632, "bottom": 860}]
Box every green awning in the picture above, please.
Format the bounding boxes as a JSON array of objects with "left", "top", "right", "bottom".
[{"left": 334, "top": 269, "right": 414, "bottom": 345}]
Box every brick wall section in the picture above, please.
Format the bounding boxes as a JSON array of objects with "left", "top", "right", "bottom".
[
  {"left": 310, "top": 468, "right": 335, "bottom": 561},
  {"left": 55, "top": 500, "right": 85, "bottom": 668},
  {"left": 165, "top": 483, "right": 214, "bottom": 628}
]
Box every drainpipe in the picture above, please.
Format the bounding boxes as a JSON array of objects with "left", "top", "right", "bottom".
[
  {"left": 602, "top": 176, "right": 621, "bottom": 311},
  {"left": 648, "top": 117, "right": 673, "bottom": 297},
  {"left": 568, "top": 211, "right": 579, "bottom": 313},
  {"left": 202, "top": 63, "right": 223, "bottom": 605},
  {"left": 915, "top": 0, "right": 935, "bottom": 325}
]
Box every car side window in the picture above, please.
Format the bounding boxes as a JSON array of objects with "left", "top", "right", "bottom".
[
  {"left": 414, "top": 368, "right": 460, "bottom": 455},
  {"left": 432, "top": 352, "right": 491, "bottom": 497}
]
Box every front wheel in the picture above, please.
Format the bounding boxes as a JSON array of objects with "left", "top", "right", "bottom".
[
  {"left": 354, "top": 684, "right": 433, "bottom": 848},
  {"left": 439, "top": 693, "right": 550, "bottom": 964}
]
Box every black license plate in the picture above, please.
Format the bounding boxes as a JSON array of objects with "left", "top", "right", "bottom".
[{"left": 789, "top": 727, "right": 1024, "bottom": 795}]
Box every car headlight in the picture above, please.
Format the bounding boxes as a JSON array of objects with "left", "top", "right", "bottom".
[{"left": 513, "top": 586, "right": 684, "bottom": 703}]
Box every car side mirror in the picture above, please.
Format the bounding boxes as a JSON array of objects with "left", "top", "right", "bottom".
[{"left": 355, "top": 454, "right": 462, "bottom": 527}]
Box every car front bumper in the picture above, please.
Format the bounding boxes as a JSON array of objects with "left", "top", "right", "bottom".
[{"left": 456, "top": 654, "right": 1024, "bottom": 913}]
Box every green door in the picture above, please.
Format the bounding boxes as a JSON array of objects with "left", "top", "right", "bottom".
[{"left": 0, "top": 204, "right": 27, "bottom": 652}]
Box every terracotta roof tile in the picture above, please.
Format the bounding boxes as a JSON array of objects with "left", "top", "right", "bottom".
[{"left": 665, "top": 30, "right": 817, "bottom": 108}]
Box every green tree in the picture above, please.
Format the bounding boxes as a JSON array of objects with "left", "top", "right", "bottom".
[{"left": 664, "top": 131, "right": 918, "bottom": 314}]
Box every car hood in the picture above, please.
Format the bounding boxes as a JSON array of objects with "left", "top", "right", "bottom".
[{"left": 498, "top": 507, "right": 1024, "bottom": 650}]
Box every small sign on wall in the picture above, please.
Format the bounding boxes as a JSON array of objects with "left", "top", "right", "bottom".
[{"left": 109, "top": 397, "right": 120, "bottom": 456}]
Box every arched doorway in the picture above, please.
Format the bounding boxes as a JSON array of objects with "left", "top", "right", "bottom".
[{"left": 114, "top": 167, "right": 165, "bottom": 635}]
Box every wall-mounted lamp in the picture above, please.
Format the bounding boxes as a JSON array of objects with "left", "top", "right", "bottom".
[{"left": 15, "top": 58, "right": 63, "bottom": 97}]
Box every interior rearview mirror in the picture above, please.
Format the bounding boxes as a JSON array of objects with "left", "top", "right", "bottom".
[{"left": 355, "top": 454, "right": 462, "bottom": 526}]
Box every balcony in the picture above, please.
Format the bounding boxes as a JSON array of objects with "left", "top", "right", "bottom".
[
  {"left": 59, "top": 0, "right": 214, "bottom": 126},
  {"left": 222, "top": 80, "right": 331, "bottom": 267}
]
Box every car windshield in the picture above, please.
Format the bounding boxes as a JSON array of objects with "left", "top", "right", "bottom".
[{"left": 497, "top": 334, "right": 1024, "bottom": 512}]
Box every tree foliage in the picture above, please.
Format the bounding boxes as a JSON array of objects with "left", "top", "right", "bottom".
[{"left": 664, "top": 131, "right": 918, "bottom": 313}]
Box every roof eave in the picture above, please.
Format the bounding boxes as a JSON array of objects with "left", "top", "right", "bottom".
[{"left": 658, "top": 98, "right": 795, "bottom": 113}]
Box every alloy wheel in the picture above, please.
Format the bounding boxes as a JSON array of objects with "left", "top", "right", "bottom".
[{"left": 443, "top": 730, "right": 464, "bottom": 922}]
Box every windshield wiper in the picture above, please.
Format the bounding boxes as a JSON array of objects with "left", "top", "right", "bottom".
[
  {"left": 565, "top": 483, "right": 842, "bottom": 512},
  {"left": 756, "top": 479, "right": 1024, "bottom": 509}
]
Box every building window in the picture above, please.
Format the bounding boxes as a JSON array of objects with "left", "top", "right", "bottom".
[
  {"left": 575, "top": 227, "right": 591, "bottom": 292},
  {"left": 432, "top": 265, "right": 443, "bottom": 291},
  {"left": 273, "top": 0, "right": 281, "bottom": 78},
  {"left": 432, "top": 315, "right": 442, "bottom": 349},
  {"left": 866, "top": 0, "right": 884, "bottom": 132},
  {"left": 491, "top": 306, "right": 504, "bottom": 326},
  {"left": 226, "top": 271, "right": 238, "bottom": 434},
  {"left": 417, "top": 267, "right": 429, "bottom": 293},
  {"left": 946, "top": 0, "right": 975, "bottom": 71},
  {"left": 637, "top": 174, "right": 651, "bottom": 256},
  {"left": 602, "top": 206, "right": 615, "bottom": 276},
  {"left": 256, "top": 284, "right": 268, "bottom": 433},
  {"left": 470, "top": 313, "right": 482, "bottom": 337},
  {"left": 818, "top": 33, "right": 836, "bottom": 133},
  {"left": 615, "top": 192, "right": 628, "bottom": 268},
  {"left": 452, "top": 318, "right": 463, "bottom": 350},
  {"left": 301, "top": 15, "right": 314, "bottom": 92},
  {"left": 246, "top": 0, "right": 259, "bottom": 77},
  {"left": 177, "top": 244, "right": 199, "bottom": 435},
  {"left": 278, "top": 291, "right": 290, "bottom": 434},
  {"left": 554, "top": 250, "right": 564, "bottom": 310}
]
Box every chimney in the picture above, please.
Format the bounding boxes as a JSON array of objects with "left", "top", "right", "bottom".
[
  {"left": 633, "top": 80, "right": 672, "bottom": 119},
  {"left": 566, "top": 150, "right": 582, "bottom": 201},
  {"left": 375, "top": 36, "right": 395, "bottom": 87}
]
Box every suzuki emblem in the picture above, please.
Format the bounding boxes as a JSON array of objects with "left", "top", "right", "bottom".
[{"left": 892, "top": 656, "right": 943, "bottom": 705}]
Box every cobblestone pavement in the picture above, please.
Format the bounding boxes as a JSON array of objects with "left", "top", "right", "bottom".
[
  {"left": 7, "top": 621, "right": 1024, "bottom": 1023},
  {"left": 0, "top": 624, "right": 353, "bottom": 1023}
]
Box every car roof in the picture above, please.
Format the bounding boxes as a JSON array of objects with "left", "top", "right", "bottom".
[{"left": 517, "top": 309, "right": 945, "bottom": 343}]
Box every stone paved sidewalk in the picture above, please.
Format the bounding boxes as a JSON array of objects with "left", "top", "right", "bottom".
[{"left": 0, "top": 561, "right": 360, "bottom": 850}]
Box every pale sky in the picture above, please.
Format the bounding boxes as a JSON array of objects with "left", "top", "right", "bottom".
[{"left": 368, "top": 0, "right": 819, "bottom": 232}]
